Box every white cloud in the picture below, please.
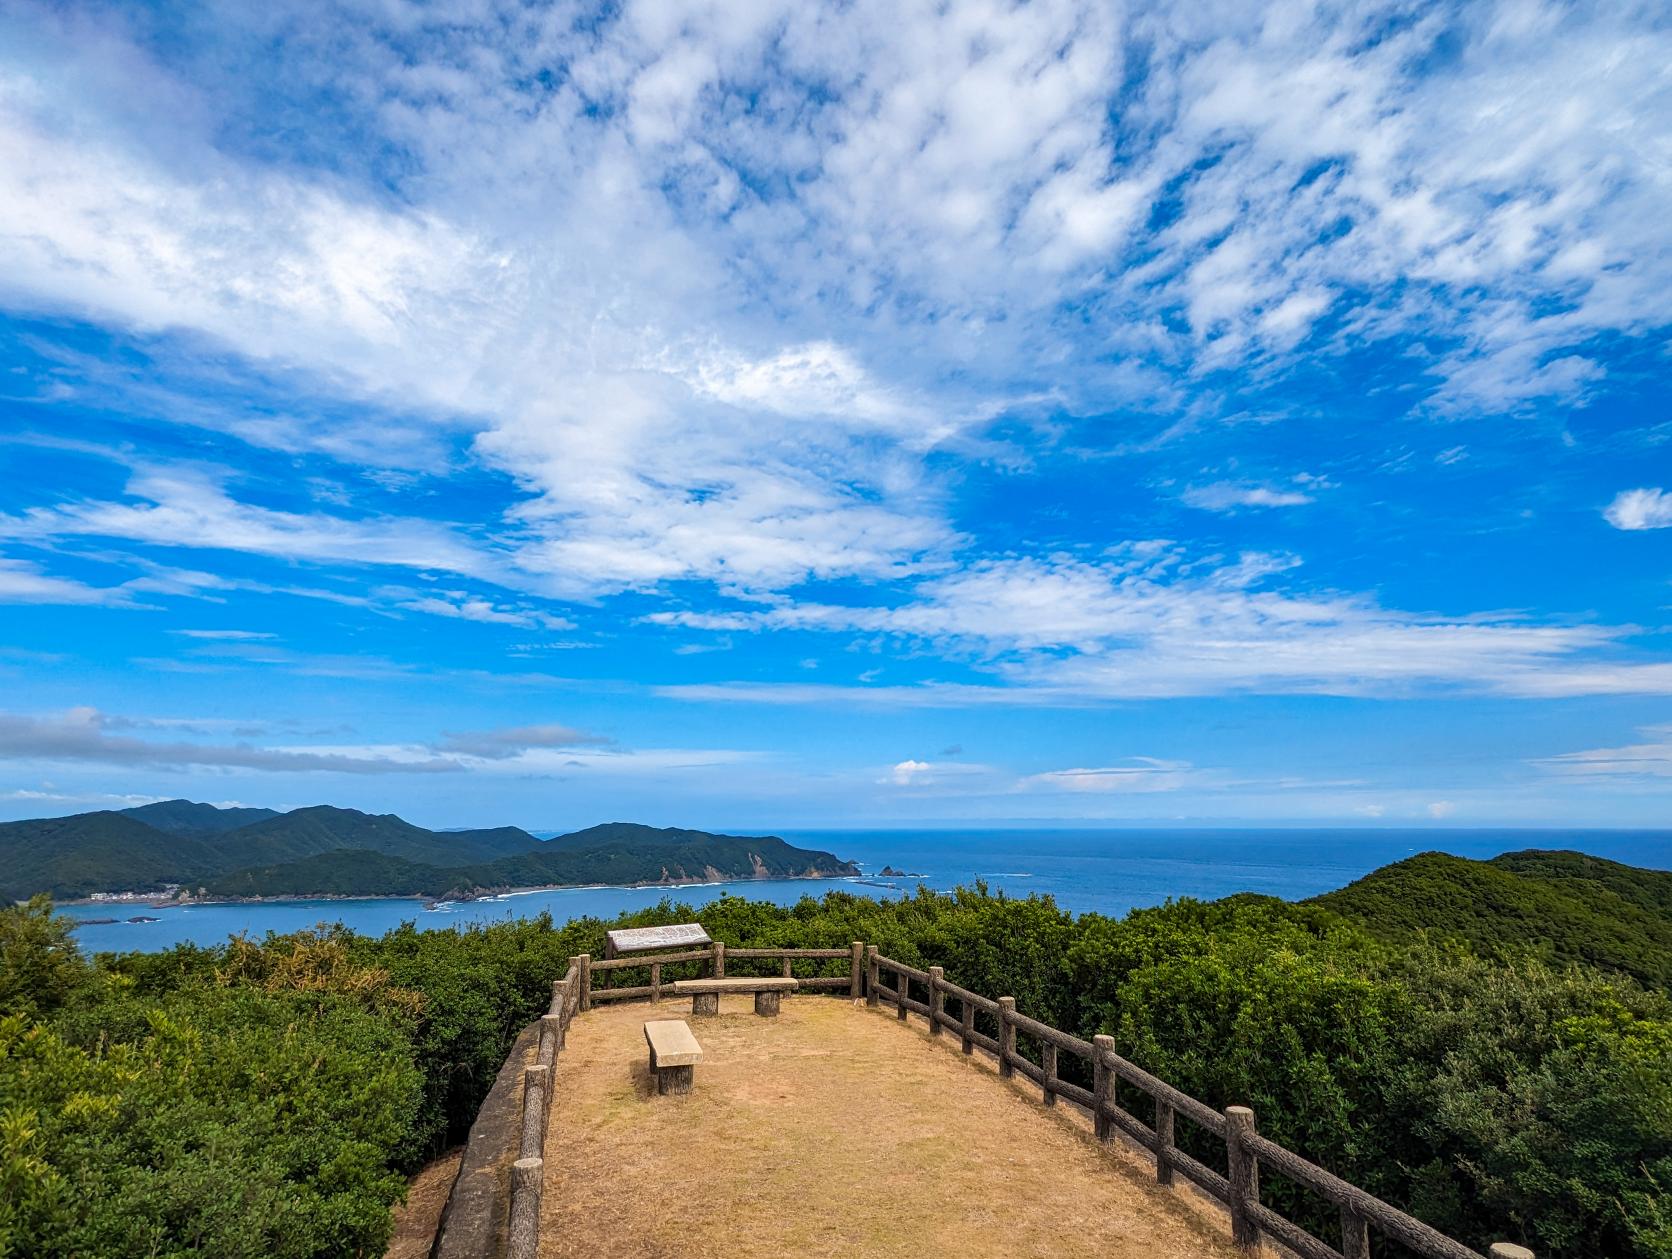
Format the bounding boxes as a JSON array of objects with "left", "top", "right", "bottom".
[
  {"left": 884, "top": 759, "right": 933, "bottom": 786},
  {"left": 1025, "top": 758, "right": 1199, "bottom": 794},
  {"left": 1, "top": 0, "right": 1667, "bottom": 619},
  {"left": 655, "top": 551, "right": 1659, "bottom": 700},
  {"left": 1, "top": 467, "right": 505, "bottom": 581},
  {"left": 396, "top": 593, "right": 575, "bottom": 631},
  {"left": 1603, "top": 488, "right": 1672, "bottom": 531},
  {"left": 0, "top": 555, "right": 134, "bottom": 606},
  {"left": 877, "top": 758, "right": 996, "bottom": 789},
  {"left": 0, "top": 707, "right": 463, "bottom": 774},
  {"left": 0, "top": 708, "right": 752, "bottom": 784},
  {"left": 1181, "top": 482, "right": 1316, "bottom": 512},
  {"left": 1535, "top": 728, "right": 1672, "bottom": 779},
  {"left": 437, "top": 724, "right": 610, "bottom": 759}
]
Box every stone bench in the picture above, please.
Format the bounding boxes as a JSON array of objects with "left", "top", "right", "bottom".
[
  {"left": 643, "top": 1019, "right": 703, "bottom": 1095},
  {"left": 671, "top": 976, "right": 799, "bottom": 1017}
]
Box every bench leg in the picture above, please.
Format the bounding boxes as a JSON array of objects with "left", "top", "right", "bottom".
[
  {"left": 691, "top": 992, "right": 719, "bottom": 1017},
  {"left": 656, "top": 1064, "right": 693, "bottom": 1095},
  {"left": 754, "top": 990, "right": 781, "bottom": 1017}
]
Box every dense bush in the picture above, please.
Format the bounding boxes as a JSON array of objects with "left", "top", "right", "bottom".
[{"left": 2, "top": 883, "right": 1668, "bottom": 1257}]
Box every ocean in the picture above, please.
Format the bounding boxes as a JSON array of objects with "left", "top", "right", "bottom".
[{"left": 57, "top": 827, "right": 1672, "bottom": 954}]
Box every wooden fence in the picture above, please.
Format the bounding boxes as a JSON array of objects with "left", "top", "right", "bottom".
[
  {"left": 505, "top": 958, "right": 582, "bottom": 1259},
  {"left": 574, "top": 939, "right": 864, "bottom": 1008},
  {"left": 865, "top": 948, "right": 1534, "bottom": 1259}
]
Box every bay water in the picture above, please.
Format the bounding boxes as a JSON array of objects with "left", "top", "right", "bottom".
[{"left": 58, "top": 827, "right": 1671, "bottom": 954}]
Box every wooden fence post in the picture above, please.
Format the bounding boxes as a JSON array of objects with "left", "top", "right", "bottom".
[
  {"left": 577, "top": 954, "right": 592, "bottom": 1012},
  {"left": 540, "top": 1027, "right": 560, "bottom": 1123},
  {"left": 508, "top": 1156, "right": 542, "bottom": 1259},
  {"left": 1489, "top": 1246, "right": 1535, "bottom": 1259},
  {"left": 1225, "top": 1105, "right": 1260, "bottom": 1251},
  {"left": 866, "top": 946, "right": 879, "bottom": 1007},
  {"left": 997, "top": 997, "right": 1016, "bottom": 1077},
  {"left": 960, "top": 996, "right": 974, "bottom": 1054},
  {"left": 538, "top": 1014, "right": 560, "bottom": 1069},
  {"left": 650, "top": 962, "right": 662, "bottom": 1003},
  {"left": 1093, "top": 1035, "right": 1114, "bottom": 1140},
  {"left": 928, "top": 966, "right": 944, "bottom": 1036},
  {"left": 781, "top": 956, "right": 793, "bottom": 979},
  {"left": 713, "top": 940, "right": 726, "bottom": 979},
  {"left": 1154, "top": 1100, "right": 1175, "bottom": 1185},
  {"left": 1341, "top": 1207, "right": 1369, "bottom": 1259},
  {"left": 550, "top": 976, "right": 563, "bottom": 1016},
  {"left": 520, "top": 1065, "right": 548, "bottom": 1160},
  {"left": 895, "top": 967, "right": 908, "bottom": 1021},
  {"left": 850, "top": 941, "right": 864, "bottom": 998},
  {"left": 1042, "top": 1041, "right": 1058, "bottom": 1106}
]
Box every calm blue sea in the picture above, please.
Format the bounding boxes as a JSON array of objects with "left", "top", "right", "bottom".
[{"left": 58, "top": 828, "right": 1672, "bottom": 954}]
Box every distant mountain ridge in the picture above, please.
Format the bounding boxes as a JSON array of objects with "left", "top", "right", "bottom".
[
  {"left": 0, "top": 802, "right": 859, "bottom": 902},
  {"left": 118, "top": 799, "right": 281, "bottom": 836}
]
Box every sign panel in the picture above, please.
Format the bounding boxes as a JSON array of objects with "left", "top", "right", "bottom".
[{"left": 605, "top": 923, "right": 712, "bottom": 955}]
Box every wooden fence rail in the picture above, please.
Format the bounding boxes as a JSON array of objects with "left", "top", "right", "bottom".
[
  {"left": 577, "top": 942, "right": 866, "bottom": 1010},
  {"left": 867, "top": 952, "right": 1532, "bottom": 1259},
  {"left": 505, "top": 959, "right": 582, "bottom": 1259}
]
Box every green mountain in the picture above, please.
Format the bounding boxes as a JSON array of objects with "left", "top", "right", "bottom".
[
  {"left": 1311, "top": 849, "right": 1672, "bottom": 988},
  {"left": 118, "top": 799, "right": 281, "bottom": 836},
  {"left": 0, "top": 812, "right": 225, "bottom": 901},
  {"left": 0, "top": 803, "right": 857, "bottom": 901},
  {"left": 450, "top": 822, "right": 860, "bottom": 891},
  {"left": 204, "top": 821, "right": 859, "bottom": 898},
  {"left": 206, "top": 850, "right": 451, "bottom": 898},
  {"left": 212, "top": 806, "right": 542, "bottom": 870}
]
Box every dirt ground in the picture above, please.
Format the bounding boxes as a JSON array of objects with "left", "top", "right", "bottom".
[
  {"left": 538, "top": 995, "right": 1241, "bottom": 1259},
  {"left": 382, "top": 1147, "right": 463, "bottom": 1259}
]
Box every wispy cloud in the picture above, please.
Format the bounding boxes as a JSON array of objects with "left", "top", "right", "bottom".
[
  {"left": 0, "top": 555, "right": 136, "bottom": 606},
  {"left": 0, "top": 707, "right": 462, "bottom": 774},
  {"left": 436, "top": 724, "right": 611, "bottom": 759},
  {"left": 1181, "top": 482, "right": 1316, "bottom": 512},
  {"left": 0, "top": 709, "right": 745, "bottom": 785},
  {"left": 394, "top": 592, "right": 576, "bottom": 631},
  {"left": 170, "top": 629, "right": 276, "bottom": 641},
  {"left": 1023, "top": 759, "right": 1201, "bottom": 794},
  {"left": 1, "top": 467, "right": 506, "bottom": 582},
  {"left": 1535, "top": 728, "right": 1672, "bottom": 779},
  {"left": 652, "top": 551, "right": 1651, "bottom": 700}
]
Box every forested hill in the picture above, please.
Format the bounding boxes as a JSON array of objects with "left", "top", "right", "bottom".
[
  {"left": 0, "top": 803, "right": 858, "bottom": 901},
  {"left": 204, "top": 823, "right": 859, "bottom": 899},
  {"left": 1311, "top": 849, "right": 1672, "bottom": 988}
]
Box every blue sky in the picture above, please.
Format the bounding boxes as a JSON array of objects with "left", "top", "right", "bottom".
[{"left": 2, "top": 0, "right": 1671, "bottom": 830}]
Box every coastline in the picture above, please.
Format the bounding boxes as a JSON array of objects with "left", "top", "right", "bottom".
[{"left": 55, "top": 866, "right": 867, "bottom": 910}]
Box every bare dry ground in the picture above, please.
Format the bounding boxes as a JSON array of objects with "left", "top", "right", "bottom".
[
  {"left": 383, "top": 1147, "right": 462, "bottom": 1259},
  {"left": 538, "top": 995, "right": 1242, "bottom": 1259}
]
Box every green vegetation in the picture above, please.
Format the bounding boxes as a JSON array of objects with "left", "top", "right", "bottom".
[
  {"left": 0, "top": 803, "right": 858, "bottom": 901},
  {"left": 1312, "top": 849, "right": 1672, "bottom": 987},
  {"left": 3, "top": 847, "right": 1669, "bottom": 1257},
  {"left": 117, "top": 799, "right": 281, "bottom": 836}
]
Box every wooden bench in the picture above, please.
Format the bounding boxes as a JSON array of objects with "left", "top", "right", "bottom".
[
  {"left": 671, "top": 976, "right": 799, "bottom": 1017},
  {"left": 643, "top": 1019, "right": 703, "bottom": 1095}
]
